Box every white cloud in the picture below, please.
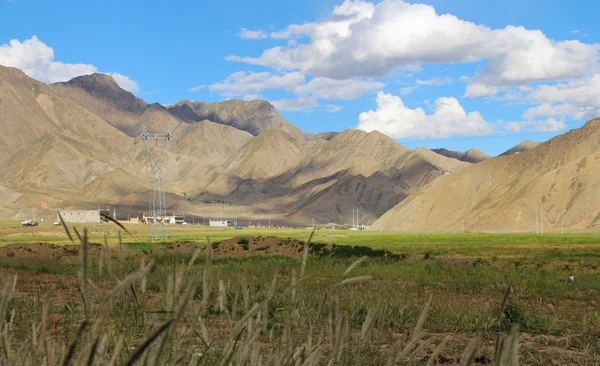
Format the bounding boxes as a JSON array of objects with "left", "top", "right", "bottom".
[
  {"left": 399, "top": 86, "right": 418, "bottom": 95},
  {"left": 288, "top": 40, "right": 297, "bottom": 47},
  {"left": 325, "top": 104, "right": 343, "bottom": 112},
  {"left": 295, "top": 77, "right": 384, "bottom": 99},
  {"left": 464, "top": 83, "right": 500, "bottom": 98},
  {"left": 271, "top": 97, "right": 318, "bottom": 111},
  {"left": 0, "top": 36, "right": 138, "bottom": 92},
  {"left": 531, "top": 118, "right": 566, "bottom": 132},
  {"left": 108, "top": 73, "right": 139, "bottom": 93},
  {"left": 472, "top": 30, "right": 599, "bottom": 90},
  {"left": 572, "top": 30, "right": 580, "bottom": 35},
  {"left": 416, "top": 76, "right": 452, "bottom": 86},
  {"left": 519, "top": 75, "right": 600, "bottom": 120},
  {"left": 356, "top": 91, "right": 491, "bottom": 138},
  {"left": 187, "top": 85, "right": 206, "bottom": 92},
  {"left": 208, "top": 71, "right": 305, "bottom": 99},
  {"left": 505, "top": 121, "right": 525, "bottom": 133},
  {"left": 227, "top": 0, "right": 599, "bottom": 96},
  {"left": 270, "top": 0, "right": 375, "bottom": 40},
  {"left": 207, "top": 70, "right": 383, "bottom": 109},
  {"left": 238, "top": 28, "right": 268, "bottom": 40}
]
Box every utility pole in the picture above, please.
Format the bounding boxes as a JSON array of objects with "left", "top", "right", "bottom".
[
  {"left": 268, "top": 216, "right": 270, "bottom": 228},
  {"left": 312, "top": 216, "right": 315, "bottom": 230},
  {"left": 136, "top": 125, "right": 176, "bottom": 240},
  {"left": 462, "top": 220, "right": 464, "bottom": 234},
  {"left": 536, "top": 210, "right": 538, "bottom": 234}
]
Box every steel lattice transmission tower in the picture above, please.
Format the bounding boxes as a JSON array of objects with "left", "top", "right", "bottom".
[{"left": 136, "top": 126, "right": 177, "bottom": 240}]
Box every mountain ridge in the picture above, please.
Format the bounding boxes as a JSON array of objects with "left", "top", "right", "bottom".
[{"left": 373, "top": 118, "right": 600, "bottom": 232}]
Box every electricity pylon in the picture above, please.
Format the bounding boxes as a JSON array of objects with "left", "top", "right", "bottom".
[{"left": 136, "top": 126, "right": 176, "bottom": 240}]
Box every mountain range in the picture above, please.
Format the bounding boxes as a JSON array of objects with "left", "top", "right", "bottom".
[
  {"left": 1, "top": 65, "right": 578, "bottom": 231},
  {"left": 374, "top": 120, "right": 600, "bottom": 232}
]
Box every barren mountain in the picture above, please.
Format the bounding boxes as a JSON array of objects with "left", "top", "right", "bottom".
[
  {"left": 0, "top": 65, "right": 476, "bottom": 225},
  {"left": 0, "top": 66, "right": 148, "bottom": 212},
  {"left": 374, "top": 118, "right": 600, "bottom": 232},
  {"left": 168, "top": 100, "right": 304, "bottom": 140},
  {"left": 499, "top": 140, "right": 541, "bottom": 156},
  {"left": 50, "top": 74, "right": 183, "bottom": 136},
  {"left": 223, "top": 129, "right": 302, "bottom": 181},
  {"left": 305, "top": 132, "right": 339, "bottom": 141},
  {"left": 431, "top": 148, "right": 490, "bottom": 164}
]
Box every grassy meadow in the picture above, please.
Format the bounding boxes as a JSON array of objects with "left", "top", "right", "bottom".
[{"left": 1, "top": 220, "right": 600, "bottom": 364}]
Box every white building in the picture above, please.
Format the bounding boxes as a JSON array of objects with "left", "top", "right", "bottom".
[
  {"left": 59, "top": 210, "right": 102, "bottom": 223},
  {"left": 169, "top": 214, "right": 186, "bottom": 225},
  {"left": 209, "top": 219, "right": 230, "bottom": 227}
]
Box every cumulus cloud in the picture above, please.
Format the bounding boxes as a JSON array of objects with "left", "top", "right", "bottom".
[
  {"left": 472, "top": 31, "right": 599, "bottom": 92},
  {"left": 238, "top": 28, "right": 268, "bottom": 40},
  {"left": 531, "top": 118, "right": 566, "bottom": 132},
  {"left": 464, "top": 83, "right": 501, "bottom": 98},
  {"left": 209, "top": 71, "right": 306, "bottom": 99},
  {"left": 0, "top": 36, "right": 138, "bottom": 92},
  {"left": 356, "top": 91, "right": 491, "bottom": 138},
  {"left": 207, "top": 70, "right": 383, "bottom": 109},
  {"left": 227, "top": 0, "right": 599, "bottom": 96},
  {"left": 519, "top": 75, "right": 600, "bottom": 120},
  {"left": 271, "top": 97, "right": 318, "bottom": 111},
  {"left": 108, "top": 73, "right": 139, "bottom": 93},
  {"left": 294, "top": 77, "right": 384, "bottom": 99}
]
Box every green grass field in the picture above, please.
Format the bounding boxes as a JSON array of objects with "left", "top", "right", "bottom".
[{"left": 1, "top": 220, "right": 600, "bottom": 364}]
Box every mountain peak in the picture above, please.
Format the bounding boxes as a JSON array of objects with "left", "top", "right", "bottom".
[
  {"left": 64, "top": 73, "right": 121, "bottom": 89},
  {"left": 499, "top": 140, "right": 540, "bottom": 156},
  {"left": 431, "top": 148, "right": 489, "bottom": 164},
  {"left": 168, "top": 99, "right": 304, "bottom": 140}
]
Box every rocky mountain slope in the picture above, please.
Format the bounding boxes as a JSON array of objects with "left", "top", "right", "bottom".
[
  {"left": 1, "top": 65, "right": 524, "bottom": 227},
  {"left": 499, "top": 140, "right": 541, "bottom": 156},
  {"left": 168, "top": 100, "right": 304, "bottom": 141},
  {"left": 431, "top": 148, "right": 490, "bottom": 164},
  {"left": 373, "top": 119, "right": 600, "bottom": 232}
]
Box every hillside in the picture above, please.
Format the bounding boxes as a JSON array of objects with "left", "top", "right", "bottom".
[
  {"left": 50, "top": 74, "right": 183, "bottom": 136},
  {"left": 499, "top": 140, "right": 541, "bottom": 156},
  {"left": 431, "top": 148, "right": 490, "bottom": 164},
  {"left": 373, "top": 118, "right": 600, "bottom": 232},
  {"left": 168, "top": 100, "right": 304, "bottom": 141},
  {"left": 0, "top": 65, "right": 482, "bottom": 225}
]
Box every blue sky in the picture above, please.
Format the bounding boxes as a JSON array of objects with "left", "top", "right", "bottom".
[{"left": 1, "top": 0, "right": 599, "bottom": 155}]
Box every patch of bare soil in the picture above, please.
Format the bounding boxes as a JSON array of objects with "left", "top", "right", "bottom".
[
  {"left": 0, "top": 242, "right": 100, "bottom": 261},
  {"left": 0, "top": 237, "right": 405, "bottom": 261},
  {"left": 0, "top": 242, "right": 143, "bottom": 261},
  {"left": 434, "top": 256, "right": 489, "bottom": 268},
  {"left": 213, "top": 236, "right": 305, "bottom": 257}
]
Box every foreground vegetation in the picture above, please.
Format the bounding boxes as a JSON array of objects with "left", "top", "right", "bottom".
[{"left": 1, "top": 221, "right": 600, "bottom": 363}]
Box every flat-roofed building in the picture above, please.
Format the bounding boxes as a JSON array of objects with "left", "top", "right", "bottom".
[{"left": 59, "top": 210, "right": 102, "bottom": 223}]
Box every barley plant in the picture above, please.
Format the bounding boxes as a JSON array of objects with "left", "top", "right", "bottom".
[{"left": 0, "top": 221, "right": 521, "bottom": 365}]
